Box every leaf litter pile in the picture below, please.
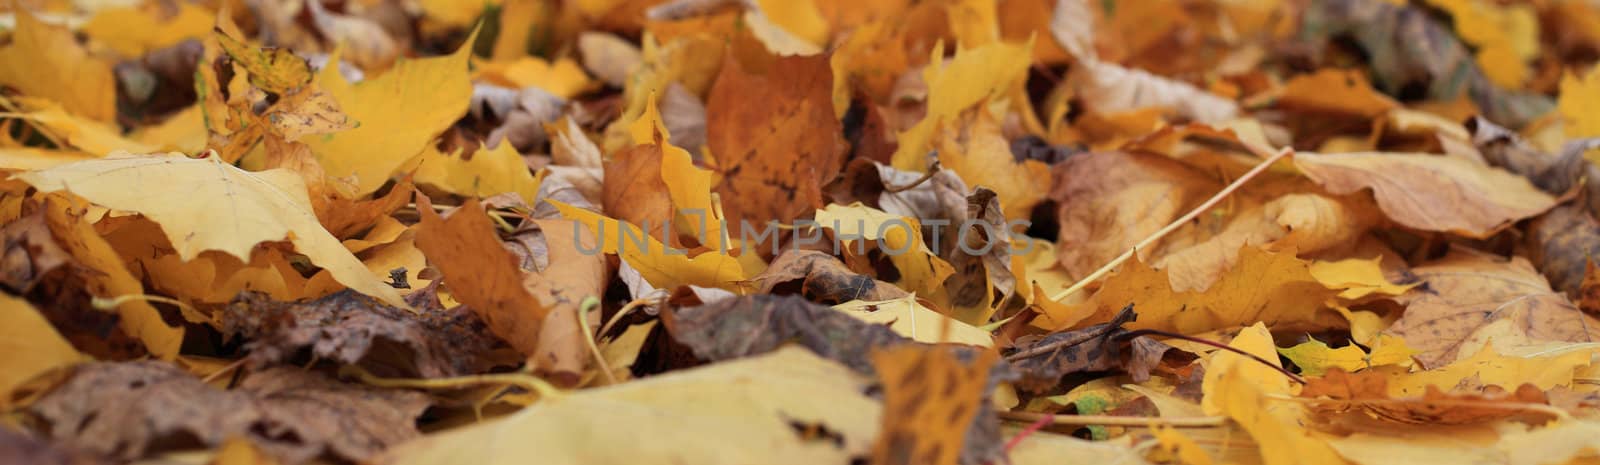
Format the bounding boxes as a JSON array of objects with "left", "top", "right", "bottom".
[{"left": 8, "top": 0, "right": 1600, "bottom": 463}]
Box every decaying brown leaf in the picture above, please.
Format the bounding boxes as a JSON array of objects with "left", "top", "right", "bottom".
[
  {"left": 1006, "top": 306, "right": 1180, "bottom": 392},
  {"left": 752, "top": 250, "right": 908, "bottom": 303},
  {"left": 708, "top": 53, "right": 844, "bottom": 227},
  {"left": 1385, "top": 250, "right": 1600, "bottom": 368},
  {"left": 220, "top": 290, "right": 510, "bottom": 378},
  {"left": 23, "top": 361, "right": 427, "bottom": 464}
]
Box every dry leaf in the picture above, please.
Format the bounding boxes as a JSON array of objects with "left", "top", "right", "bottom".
[
  {"left": 220, "top": 291, "right": 507, "bottom": 378},
  {"left": 1300, "top": 369, "right": 1556, "bottom": 425},
  {"left": 0, "top": 293, "right": 83, "bottom": 408},
  {"left": 1384, "top": 249, "right": 1600, "bottom": 368},
  {"left": 25, "top": 362, "right": 428, "bottom": 464},
  {"left": 16, "top": 153, "right": 409, "bottom": 309},
  {"left": 1200, "top": 323, "right": 1345, "bottom": 465},
  {"left": 0, "top": 8, "right": 117, "bottom": 122},
  {"left": 869, "top": 345, "right": 998, "bottom": 465},
  {"left": 708, "top": 52, "right": 843, "bottom": 227},
  {"left": 1294, "top": 152, "right": 1557, "bottom": 238},
  {"left": 382, "top": 347, "right": 881, "bottom": 465},
  {"left": 413, "top": 198, "right": 555, "bottom": 362},
  {"left": 307, "top": 33, "right": 473, "bottom": 196}
]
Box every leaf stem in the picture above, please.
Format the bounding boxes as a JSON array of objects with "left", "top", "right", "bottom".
[
  {"left": 1120, "top": 329, "right": 1306, "bottom": 385},
  {"left": 1050, "top": 147, "right": 1293, "bottom": 302},
  {"left": 575, "top": 296, "right": 618, "bottom": 385},
  {"left": 340, "top": 365, "right": 565, "bottom": 399}
]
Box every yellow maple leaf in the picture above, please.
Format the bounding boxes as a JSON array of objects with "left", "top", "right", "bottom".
[
  {"left": 1201, "top": 323, "right": 1344, "bottom": 465},
  {"left": 1309, "top": 256, "right": 1419, "bottom": 300},
  {"left": 473, "top": 56, "right": 598, "bottom": 99},
  {"left": 1046, "top": 246, "right": 1337, "bottom": 334},
  {"left": 1386, "top": 343, "right": 1591, "bottom": 397},
  {"left": 5, "top": 97, "right": 157, "bottom": 155},
  {"left": 0, "top": 292, "right": 84, "bottom": 407},
  {"left": 16, "top": 152, "right": 409, "bottom": 309},
  {"left": 890, "top": 40, "right": 1032, "bottom": 171},
  {"left": 0, "top": 8, "right": 117, "bottom": 122},
  {"left": 405, "top": 142, "right": 543, "bottom": 205},
  {"left": 1425, "top": 0, "right": 1538, "bottom": 89},
  {"left": 83, "top": 3, "right": 214, "bottom": 57},
  {"left": 307, "top": 32, "right": 476, "bottom": 196},
  {"left": 1277, "top": 335, "right": 1416, "bottom": 376},
  {"left": 1559, "top": 64, "right": 1600, "bottom": 163},
  {"left": 40, "top": 197, "right": 185, "bottom": 359}
]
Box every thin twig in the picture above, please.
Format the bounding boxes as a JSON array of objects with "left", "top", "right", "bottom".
[
  {"left": 575, "top": 296, "right": 618, "bottom": 385},
  {"left": 1051, "top": 147, "right": 1293, "bottom": 302},
  {"left": 999, "top": 411, "right": 1226, "bottom": 428},
  {"left": 200, "top": 358, "right": 248, "bottom": 384},
  {"left": 1121, "top": 329, "right": 1306, "bottom": 385}
]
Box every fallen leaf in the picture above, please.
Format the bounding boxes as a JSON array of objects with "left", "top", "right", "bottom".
[
  {"left": 707, "top": 52, "right": 843, "bottom": 227},
  {"left": 0, "top": 293, "right": 83, "bottom": 408},
  {"left": 1308, "top": 256, "right": 1419, "bottom": 300},
  {"left": 1200, "top": 323, "right": 1344, "bottom": 465},
  {"left": 1384, "top": 249, "right": 1600, "bottom": 368},
  {"left": 406, "top": 142, "right": 542, "bottom": 205},
  {"left": 1277, "top": 336, "right": 1415, "bottom": 376},
  {"left": 413, "top": 198, "right": 556, "bottom": 363},
  {"left": 26, "top": 361, "right": 429, "bottom": 464},
  {"left": 1386, "top": 342, "right": 1593, "bottom": 396},
  {"left": 1300, "top": 368, "right": 1556, "bottom": 425},
  {"left": 869, "top": 344, "right": 999, "bottom": 465},
  {"left": 307, "top": 33, "right": 474, "bottom": 196},
  {"left": 934, "top": 107, "right": 1051, "bottom": 221},
  {"left": 1006, "top": 306, "right": 1180, "bottom": 392},
  {"left": 890, "top": 40, "right": 1032, "bottom": 171},
  {"left": 1276, "top": 69, "right": 1400, "bottom": 117},
  {"left": 0, "top": 8, "right": 116, "bottom": 122},
  {"left": 1294, "top": 152, "right": 1557, "bottom": 238},
  {"left": 753, "top": 250, "right": 908, "bottom": 303},
  {"left": 16, "top": 153, "right": 409, "bottom": 309},
  {"left": 220, "top": 291, "right": 508, "bottom": 378},
  {"left": 834, "top": 295, "right": 992, "bottom": 346},
  {"left": 665, "top": 294, "right": 912, "bottom": 374},
  {"left": 1047, "top": 246, "right": 1339, "bottom": 334},
  {"left": 382, "top": 347, "right": 880, "bottom": 465}
]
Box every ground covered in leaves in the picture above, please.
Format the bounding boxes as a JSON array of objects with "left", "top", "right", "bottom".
[{"left": 5, "top": 0, "right": 1600, "bottom": 464}]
